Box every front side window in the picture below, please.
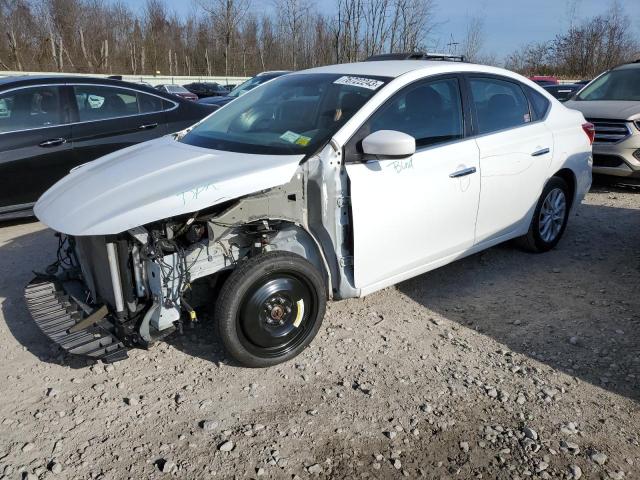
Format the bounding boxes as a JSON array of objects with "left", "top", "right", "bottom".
[
  {"left": 0, "top": 86, "right": 64, "bottom": 133},
  {"left": 470, "top": 77, "right": 531, "bottom": 134},
  {"left": 181, "top": 73, "right": 390, "bottom": 155},
  {"left": 576, "top": 68, "right": 640, "bottom": 101},
  {"left": 365, "top": 77, "right": 464, "bottom": 148}
]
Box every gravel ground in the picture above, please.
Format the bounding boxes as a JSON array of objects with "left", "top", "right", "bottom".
[{"left": 0, "top": 186, "right": 639, "bottom": 480}]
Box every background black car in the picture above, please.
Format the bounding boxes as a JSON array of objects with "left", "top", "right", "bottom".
[
  {"left": 543, "top": 84, "right": 582, "bottom": 102},
  {"left": 0, "top": 76, "right": 213, "bottom": 219},
  {"left": 198, "top": 71, "right": 290, "bottom": 110},
  {"left": 183, "top": 82, "right": 229, "bottom": 98}
]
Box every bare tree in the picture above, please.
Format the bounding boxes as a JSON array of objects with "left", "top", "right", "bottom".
[
  {"left": 460, "top": 15, "right": 484, "bottom": 63},
  {"left": 197, "top": 0, "right": 250, "bottom": 76},
  {"left": 363, "top": 0, "right": 390, "bottom": 57},
  {"left": 507, "top": 2, "right": 639, "bottom": 78}
]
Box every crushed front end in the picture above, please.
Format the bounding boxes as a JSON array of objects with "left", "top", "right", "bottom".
[
  {"left": 24, "top": 214, "right": 236, "bottom": 363},
  {"left": 25, "top": 234, "right": 131, "bottom": 363},
  {"left": 23, "top": 191, "right": 312, "bottom": 363}
]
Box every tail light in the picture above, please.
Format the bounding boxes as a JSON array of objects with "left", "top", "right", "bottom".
[{"left": 582, "top": 122, "right": 595, "bottom": 145}]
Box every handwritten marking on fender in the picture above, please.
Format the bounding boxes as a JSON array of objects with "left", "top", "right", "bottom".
[{"left": 176, "top": 182, "right": 218, "bottom": 205}]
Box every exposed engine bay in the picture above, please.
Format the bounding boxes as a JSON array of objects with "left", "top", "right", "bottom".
[{"left": 26, "top": 147, "right": 357, "bottom": 362}]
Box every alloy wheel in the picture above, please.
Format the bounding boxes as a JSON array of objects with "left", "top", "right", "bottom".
[{"left": 538, "top": 187, "right": 567, "bottom": 243}]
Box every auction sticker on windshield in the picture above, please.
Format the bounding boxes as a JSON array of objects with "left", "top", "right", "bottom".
[
  {"left": 334, "top": 76, "right": 384, "bottom": 90},
  {"left": 280, "top": 130, "right": 311, "bottom": 146}
]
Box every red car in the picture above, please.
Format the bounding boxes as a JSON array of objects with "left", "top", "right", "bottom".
[
  {"left": 529, "top": 75, "right": 559, "bottom": 86},
  {"left": 155, "top": 84, "right": 199, "bottom": 101}
]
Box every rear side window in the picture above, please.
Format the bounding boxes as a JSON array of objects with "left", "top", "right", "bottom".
[
  {"left": 138, "top": 92, "right": 163, "bottom": 113},
  {"left": 526, "top": 87, "right": 551, "bottom": 120},
  {"left": 365, "top": 77, "right": 464, "bottom": 148},
  {"left": 74, "top": 85, "right": 139, "bottom": 121},
  {"left": 0, "top": 86, "right": 64, "bottom": 133},
  {"left": 469, "top": 77, "right": 531, "bottom": 134},
  {"left": 73, "top": 85, "right": 166, "bottom": 120}
]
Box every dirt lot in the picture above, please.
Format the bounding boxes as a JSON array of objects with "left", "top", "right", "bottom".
[{"left": 0, "top": 185, "right": 639, "bottom": 480}]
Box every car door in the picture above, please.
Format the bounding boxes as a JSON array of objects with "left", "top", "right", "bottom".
[
  {"left": 467, "top": 75, "right": 554, "bottom": 245},
  {"left": 344, "top": 76, "right": 481, "bottom": 290},
  {"left": 0, "top": 85, "right": 73, "bottom": 211},
  {"left": 70, "top": 84, "right": 168, "bottom": 164}
]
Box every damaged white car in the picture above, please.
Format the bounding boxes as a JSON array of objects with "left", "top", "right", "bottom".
[{"left": 25, "top": 61, "right": 593, "bottom": 367}]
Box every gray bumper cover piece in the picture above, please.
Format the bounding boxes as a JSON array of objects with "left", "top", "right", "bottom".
[{"left": 24, "top": 279, "right": 128, "bottom": 363}]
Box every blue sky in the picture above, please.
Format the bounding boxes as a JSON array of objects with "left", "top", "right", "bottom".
[
  {"left": 434, "top": 0, "right": 640, "bottom": 59},
  {"left": 125, "top": 0, "right": 640, "bottom": 60}
]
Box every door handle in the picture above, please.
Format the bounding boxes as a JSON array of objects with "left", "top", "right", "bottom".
[
  {"left": 39, "top": 138, "right": 67, "bottom": 147},
  {"left": 139, "top": 123, "right": 158, "bottom": 130},
  {"left": 449, "top": 166, "right": 477, "bottom": 178},
  {"left": 531, "top": 148, "right": 550, "bottom": 157}
]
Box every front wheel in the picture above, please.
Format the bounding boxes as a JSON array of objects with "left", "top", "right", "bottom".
[
  {"left": 215, "top": 251, "right": 326, "bottom": 367},
  {"left": 517, "top": 177, "right": 570, "bottom": 253}
]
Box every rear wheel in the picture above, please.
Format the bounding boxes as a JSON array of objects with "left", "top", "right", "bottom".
[
  {"left": 215, "top": 251, "right": 326, "bottom": 367},
  {"left": 517, "top": 176, "right": 570, "bottom": 253}
]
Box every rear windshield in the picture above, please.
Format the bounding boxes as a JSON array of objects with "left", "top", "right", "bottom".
[
  {"left": 576, "top": 68, "right": 640, "bottom": 101},
  {"left": 181, "top": 73, "right": 390, "bottom": 155},
  {"left": 166, "top": 85, "right": 189, "bottom": 93}
]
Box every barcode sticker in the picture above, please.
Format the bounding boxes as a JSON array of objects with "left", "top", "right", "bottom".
[{"left": 334, "top": 76, "right": 384, "bottom": 90}]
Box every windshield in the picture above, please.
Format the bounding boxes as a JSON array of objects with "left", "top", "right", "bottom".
[
  {"left": 576, "top": 68, "right": 640, "bottom": 101},
  {"left": 181, "top": 73, "right": 390, "bottom": 155},
  {"left": 167, "top": 85, "right": 189, "bottom": 93},
  {"left": 229, "top": 76, "right": 273, "bottom": 98}
]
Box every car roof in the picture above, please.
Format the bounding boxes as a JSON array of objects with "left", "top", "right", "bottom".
[
  {"left": 0, "top": 75, "right": 188, "bottom": 103},
  {"left": 614, "top": 61, "right": 640, "bottom": 70},
  {"left": 257, "top": 70, "right": 291, "bottom": 76},
  {"left": 297, "top": 60, "right": 527, "bottom": 81}
]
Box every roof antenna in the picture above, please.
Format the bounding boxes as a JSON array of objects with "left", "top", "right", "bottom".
[{"left": 446, "top": 34, "right": 459, "bottom": 56}]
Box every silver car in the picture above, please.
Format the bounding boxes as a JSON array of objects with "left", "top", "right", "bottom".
[{"left": 565, "top": 61, "right": 640, "bottom": 178}]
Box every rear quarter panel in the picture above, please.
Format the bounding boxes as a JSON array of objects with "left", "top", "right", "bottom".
[{"left": 545, "top": 102, "right": 593, "bottom": 208}]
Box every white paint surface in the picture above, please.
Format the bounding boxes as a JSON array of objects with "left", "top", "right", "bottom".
[
  {"left": 34, "top": 136, "right": 303, "bottom": 235},
  {"left": 347, "top": 139, "right": 481, "bottom": 289}
]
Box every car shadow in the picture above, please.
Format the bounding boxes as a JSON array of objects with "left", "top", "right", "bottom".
[
  {"left": 396, "top": 199, "right": 640, "bottom": 401},
  {"left": 0, "top": 220, "right": 87, "bottom": 368},
  {"left": 163, "top": 309, "right": 228, "bottom": 366}
]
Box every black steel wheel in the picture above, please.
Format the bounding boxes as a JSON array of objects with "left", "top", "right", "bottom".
[{"left": 215, "top": 251, "right": 326, "bottom": 367}]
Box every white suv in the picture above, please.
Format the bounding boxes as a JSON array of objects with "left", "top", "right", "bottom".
[
  {"left": 565, "top": 61, "right": 640, "bottom": 178},
  {"left": 27, "top": 60, "right": 592, "bottom": 367}
]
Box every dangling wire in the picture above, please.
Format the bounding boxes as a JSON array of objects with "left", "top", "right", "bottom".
[{"left": 45, "top": 233, "right": 75, "bottom": 274}]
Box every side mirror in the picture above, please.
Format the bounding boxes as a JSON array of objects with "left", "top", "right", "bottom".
[{"left": 362, "top": 130, "right": 416, "bottom": 158}]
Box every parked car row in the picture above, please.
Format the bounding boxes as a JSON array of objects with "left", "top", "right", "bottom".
[
  {"left": 155, "top": 84, "right": 199, "bottom": 101},
  {"left": 152, "top": 78, "right": 291, "bottom": 103},
  {"left": 565, "top": 61, "right": 640, "bottom": 179},
  {"left": 527, "top": 63, "right": 640, "bottom": 179},
  {"left": 198, "top": 71, "right": 290, "bottom": 110},
  {"left": 0, "top": 72, "right": 293, "bottom": 219},
  {"left": 155, "top": 81, "right": 233, "bottom": 101},
  {"left": 0, "top": 76, "right": 216, "bottom": 219}
]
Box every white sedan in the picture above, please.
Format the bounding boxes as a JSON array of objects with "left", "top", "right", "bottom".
[{"left": 29, "top": 60, "right": 593, "bottom": 367}]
